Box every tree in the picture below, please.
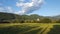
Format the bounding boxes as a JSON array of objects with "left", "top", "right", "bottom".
[
  {"left": 55, "top": 19, "right": 60, "bottom": 23},
  {"left": 40, "top": 18, "right": 52, "bottom": 23}
]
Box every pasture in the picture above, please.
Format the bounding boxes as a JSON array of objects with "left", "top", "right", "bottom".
[{"left": 0, "top": 23, "right": 60, "bottom": 34}]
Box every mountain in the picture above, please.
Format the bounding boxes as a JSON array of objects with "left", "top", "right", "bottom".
[
  {"left": 0, "top": 12, "right": 15, "bottom": 20},
  {"left": 52, "top": 15, "right": 60, "bottom": 19},
  {"left": 0, "top": 12, "right": 60, "bottom": 23}
]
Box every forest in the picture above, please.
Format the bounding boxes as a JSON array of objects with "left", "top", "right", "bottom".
[{"left": 0, "top": 12, "right": 60, "bottom": 23}]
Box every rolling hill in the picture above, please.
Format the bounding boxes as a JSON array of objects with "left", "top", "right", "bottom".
[{"left": 0, "top": 12, "right": 60, "bottom": 23}]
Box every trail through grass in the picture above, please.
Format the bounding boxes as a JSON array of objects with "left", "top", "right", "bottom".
[{"left": 0, "top": 23, "right": 60, "bottom": 34}]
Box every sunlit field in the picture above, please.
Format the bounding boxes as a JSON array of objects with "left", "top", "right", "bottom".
[{"left": 0, "top": 23, "right": 60, "bottom": 34}]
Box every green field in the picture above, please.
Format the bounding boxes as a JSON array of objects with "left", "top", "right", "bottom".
[{"left": 0, "top": 23, "right": 60, "bottom": 34}]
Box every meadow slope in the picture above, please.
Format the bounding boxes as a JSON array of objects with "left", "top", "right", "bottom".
[{"left": 0, "top": 23, "right": 60, "bottom": 34}]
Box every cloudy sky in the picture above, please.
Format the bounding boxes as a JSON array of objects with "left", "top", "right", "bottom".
[{"left": 0, "top": 0, "right": 60, "bottom": 16}]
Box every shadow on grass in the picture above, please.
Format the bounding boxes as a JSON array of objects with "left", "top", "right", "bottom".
[
  {"left": 23, "top": 28, "right": 42, "bottom": 34},
  {"left": 0, "top": 25, "right": 38, "bottom": 34},
  {"left": 47, "top": 25, "right": 60, "bottom": 34}
]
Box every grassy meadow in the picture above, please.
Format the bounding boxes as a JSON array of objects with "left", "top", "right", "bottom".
[{"left": 0, "top": 23, "right": 60, "bottom": 34}]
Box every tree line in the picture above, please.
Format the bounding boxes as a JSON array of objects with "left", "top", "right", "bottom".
[{"left": 0, "top": 12, "right": 60, "bottom": 23}]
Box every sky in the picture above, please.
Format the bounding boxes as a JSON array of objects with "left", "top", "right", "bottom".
[{"left": 0, "top": 0, "right": 60, "bottom": 16}]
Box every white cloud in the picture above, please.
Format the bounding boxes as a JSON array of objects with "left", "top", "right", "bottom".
[
  {"left": 16, "top": 0, "right": 44, "bottom": 15},
  {"left": 19, "top": 0, "right": 25, "bottom": 2},
  {"left": 0, "top": 7, "right": 5, "bottom": 12},
  {"left": 6, "top": 7, "right": 14, "bottom": 13},
  {"left": 0, "top": 6, "right": 15, "bottom": 13}
]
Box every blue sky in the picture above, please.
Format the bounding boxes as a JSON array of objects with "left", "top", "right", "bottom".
[{"left": 0, "top": 0, "right": 60, "bottom": 16}]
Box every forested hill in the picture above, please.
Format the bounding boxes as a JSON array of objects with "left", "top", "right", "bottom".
[
  {"left": 0, "top": 12, "right": 16, "bottom": 23},
  {"left": 0, "top": 12, "right": 15, "bottom": 20},
  {"left": 0, "top": 12, "right": 60, "bottom": 23}
]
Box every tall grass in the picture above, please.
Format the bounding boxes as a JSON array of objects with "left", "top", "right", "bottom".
[{"left": 0, "top": 23, "right": 60, "bottom": 34}]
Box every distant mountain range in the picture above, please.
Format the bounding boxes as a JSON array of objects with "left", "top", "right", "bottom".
[
  {"left": 52, "top": 15, "right": 60, "bottom": 19},
  {"left": 0, "top": 12, "right": 60, "bottom": 21}
]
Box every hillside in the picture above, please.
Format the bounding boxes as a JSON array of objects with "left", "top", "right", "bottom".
[
  {"left": 0, "top": 12, "right": 60, "bottom": 23},
  {"left": 52, "top": 15, "right": 60, "bottom": 19},
  {"left": 0, "top": 12, "right": 16, "bottom": 23},
  {"left": 0, "top": 12, "right": 44, "bottom": 23}
]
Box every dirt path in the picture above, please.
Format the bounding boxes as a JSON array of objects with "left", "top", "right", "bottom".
[
  {"left": 42, "top": 25, "right": 53, "bottom": 34},
  {"left": 37, "top": 24, "right": 53, "bottom": 34}
]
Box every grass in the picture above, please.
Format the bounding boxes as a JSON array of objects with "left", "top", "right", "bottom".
[{"left": 0, "top": 23, "right": 60, "bottom": 34}]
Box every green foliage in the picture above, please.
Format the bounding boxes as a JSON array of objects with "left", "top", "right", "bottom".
[
  {"left": 40, "top": 18, "right": 52, "bottom": 23},
  {"left": 0, "top": 24, "right": 40, "bottom": 34},
  {"left": 0, "top": 23, "right": 60, "bottom": 34},
  {"left": 0, "top": 12, "right": 60, "bottom": 23},
  {"left": 55, "top": 19, "right": 60, "bottom": 23},
  {"left": 48, "top": 25, "right": 60, "bottom": 34},
  {"left": 0, "top": 25, "right": 32, "bottom": 34}
]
